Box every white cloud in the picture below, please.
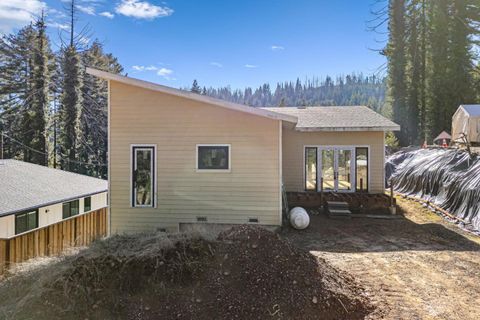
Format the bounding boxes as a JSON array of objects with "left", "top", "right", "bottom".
[
  {"left": 157, "top": 67, "right": 173, "bottom": 79},
  {"left": 244, "top": 64, "right": 258, "bottom": 68},
  {"left": 132, "top": 65, "right": 158, "bottom": 71},
  {"left": 76, "top": 5, "right": 96, "bottom": 15},
  {"left": 271, "top": 45, "right": 284, "bottom": 51},
  {"left": 0, "top": 0, "right": 46, "bottom": 34},
  {"left": 99, "top": 11, "right": 114, "bottom": 19},
  {"left": 47, "top": 21, "right": 69, "bottom": 30},
  {"left": 115, "top": 0, "right": 173, "bottom": 20},
  {"left": 210, "top": 62, "right": 223, "bottom": 68}
]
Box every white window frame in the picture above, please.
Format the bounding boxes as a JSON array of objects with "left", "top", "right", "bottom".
[
  {"left": 130, "top": 144, "right": 157, "bottom": 208},
  {"left": 196, "top": 144, "right": 231, "bottom": 172},
  {"left": 303, "top": 145, "right": 371, "bottom": 193}
]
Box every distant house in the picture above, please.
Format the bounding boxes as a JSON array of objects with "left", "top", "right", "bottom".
[
  {"left": 0, "top": 160, "right": 107, "bottom": 271},
  {"left": 452, "top": 105, "right": 480, "bottom": 144},
  {"left": 87, "top": 68, "right": 399, "bottom": 234}
]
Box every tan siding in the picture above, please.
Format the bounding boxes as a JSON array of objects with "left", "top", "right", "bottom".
[
  {"left": 282, "top": 127, "right": 385, "bottom": 193},
  {"left": 110, "top": 81, "right": 281, "bottom": 233}
]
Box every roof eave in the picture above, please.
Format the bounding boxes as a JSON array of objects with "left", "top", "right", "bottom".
[
  {"left": 296, "top": 125, "right": 401, "bottom": 132},
  {"left": 86, "top": 68, "right": 298, "bottom": 124},
  {"left": 0, "top": 189, "right": 108, "bottom": 217}
]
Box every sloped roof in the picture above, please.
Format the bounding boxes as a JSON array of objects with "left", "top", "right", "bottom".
[
  {"left": 0, "top": 160, "right": 107, "bottom": 216},
  {"left": 86, "top": 68, "right": 297, "bottom": 124},
  {"left": 433, "top": 131, "right": 452, "bottom": 142},
  {"left": 262, "top": 106, "right": 400, "bottom": 131},
  {"left": 460, "top": 105, "right": 480, "bottom": 117}
]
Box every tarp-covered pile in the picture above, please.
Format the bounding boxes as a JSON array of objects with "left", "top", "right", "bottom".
[{"left": 386, "top": 148, "right": 480, "bottom": 233}]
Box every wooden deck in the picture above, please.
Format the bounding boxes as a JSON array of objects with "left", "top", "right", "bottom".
[{"left": 0, "top": 207, "right": 107, "bottom": 274}]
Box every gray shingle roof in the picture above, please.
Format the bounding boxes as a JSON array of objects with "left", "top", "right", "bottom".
[
  {"left": 262, "top": 106, "right": 400, "bottom": 131},
  {"left": 0, "top": 160, "right": 107, "bottom": 216}
]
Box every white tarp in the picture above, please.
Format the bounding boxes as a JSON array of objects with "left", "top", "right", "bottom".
[{"left": 451, "top": 105, "right": 480, "bottom": 143}]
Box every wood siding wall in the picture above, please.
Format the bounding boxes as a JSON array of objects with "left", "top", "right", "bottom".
[
  {"left": 282, "top": 127, "right": 385, "bottom": 193},
  {"left": 0, "top": 207, "right": 107, "bottom": 274},
  {"left": 110, "top": 81, "right": 281, "bottom": 233}
]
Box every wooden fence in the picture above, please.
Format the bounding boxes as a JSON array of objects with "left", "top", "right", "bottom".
[{"left": 0, "top": 207, "right": 107, "bottom": 274}]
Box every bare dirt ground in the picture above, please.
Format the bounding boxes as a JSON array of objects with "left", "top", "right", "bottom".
[{"left": 282, "top": 197, "right": 480, "bottom": 320}]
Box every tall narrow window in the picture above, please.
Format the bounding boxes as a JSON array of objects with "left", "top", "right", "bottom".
[
  {"left": 355, "top": 147, "right": 369, "bottom": 192},
  {"left": 305, "top": 147, "right": 317, "bottom": 191},
  {"left": 132, "top": 146, "right": 155, "bottom": 207},
  {"left": 15, "top": 210, "right": 38, "bottom": 234},
  {"left": 196, "top": 145, "right": 230, "bottom": 171},
  {"left": 84, "top": 196, "right": 92, "bottom": 212}
]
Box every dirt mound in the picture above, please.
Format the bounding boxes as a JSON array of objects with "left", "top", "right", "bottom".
[{"left": 0, "top": 226, "right": 374, "bottom": 320}]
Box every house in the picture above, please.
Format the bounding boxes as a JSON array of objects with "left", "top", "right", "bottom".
[
  {"left": 452, "top": 105, "right": 480, "bottom": 144},
  {"left": 87, "top": 68, "right": 399, "bottom": 234},
  {"left": 0, "top": 160, "right": 107, "bottom": 271}
]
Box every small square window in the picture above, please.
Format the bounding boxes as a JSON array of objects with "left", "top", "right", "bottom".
[{"left": 197, "top": 145, "right": 230, "bottom": 171}]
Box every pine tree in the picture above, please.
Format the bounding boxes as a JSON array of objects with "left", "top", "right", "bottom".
[
  {"left": 426, "top": 0, "right": 450, "bottom": 139},
  {"left": 59, "top": 45, "right": 83, "bottom": 171},
  {"left": 0, "top": 21, "right": 52, "bottom": 164},
  {"left": 405, "top": 0, "right": 422, "bottom": 145},
  {"left": 386, "top": 0, "right": 408, "bottom": 145},
  {"left": 81, "top": 40, "right": 123, "bottom": 177},
  {"left": 29, "top": 13, "right": 54, "bottom": 165},
  {"left": 58, "top": 0, "right": 83, "bottom": 172},
  {"left": 444, "top": 0, "right": 476, "bottom": 131},
  {"left": 191, "top": 79, "right": 201, "bottom": 93}
]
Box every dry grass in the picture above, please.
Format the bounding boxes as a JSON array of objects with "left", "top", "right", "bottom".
[{"left": 0, "top": 232, "right": 207, "bottom": 320}]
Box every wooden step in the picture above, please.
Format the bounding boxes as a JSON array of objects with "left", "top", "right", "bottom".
[
  {"left": 327, "top": 201, "right": 349, "bottom": 206},
  {"left": 327, "top": 201, "right": 352, "bottom": 218}
]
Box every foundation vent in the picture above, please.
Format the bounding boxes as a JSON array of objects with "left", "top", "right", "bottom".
[
  {"left": 196, "top": 216, "right": 208, "bottom": 222},
  {"left": 248, "top": 217, "right": 259, "bottom": 223}
]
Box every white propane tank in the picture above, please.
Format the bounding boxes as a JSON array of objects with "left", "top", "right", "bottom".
[{"left": 289, "top": 207, "right": 310, "bottom": 230}]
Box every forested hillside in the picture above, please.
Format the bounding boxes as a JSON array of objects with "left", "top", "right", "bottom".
[
  {"left": 0, "top": 2, "right": 122, "bottom": 178},
  {"left": 381, "top": 0, "right": 480, "bottom": 146},
  {"left": 194, "top": 74, "right": 386, "bottom": 112}
]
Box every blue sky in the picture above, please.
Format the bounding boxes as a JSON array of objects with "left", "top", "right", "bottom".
[{"left": 1, "top": 0, "right": 387, "bottom": 89}]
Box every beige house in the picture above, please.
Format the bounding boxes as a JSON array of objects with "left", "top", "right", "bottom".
[{"left": 87, "top": 68, "right": 399, "bottom": 234}]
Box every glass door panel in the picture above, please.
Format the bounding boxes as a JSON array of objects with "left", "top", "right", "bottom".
[
  {"left": 336, "top": 148, "right": 353, "bottom": 191},
  {"left": 320, "top": 148, "right": 335, "bottom": 191},
  {"left": 305, "top": 147, "right": 317, "bottom": 191}
]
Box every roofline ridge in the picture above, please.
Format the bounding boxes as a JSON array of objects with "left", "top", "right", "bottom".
[{"left": 86, "top": 68, "right": 298, "bottom": 124}]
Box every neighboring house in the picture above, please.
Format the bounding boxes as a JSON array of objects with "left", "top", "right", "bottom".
[
  {"left": 0, "top": 159, "right": 108, "bottom": 272},
  {"left": 87, "top": 68, "right": 399, "bottom": 234},
  {"left": 452, "top": 105, "right": 480, "bottom": 144}
]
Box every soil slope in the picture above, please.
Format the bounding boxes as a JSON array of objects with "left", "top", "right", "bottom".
[{"left": 0, "top": 226, "right": 373, "bottom": 320}]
